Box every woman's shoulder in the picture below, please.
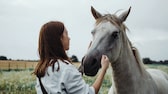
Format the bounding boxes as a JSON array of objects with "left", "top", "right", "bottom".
[
  {"left": 54, "top": 59, "right": 81, "bottom": 78},
  {"left": 57, "top": 59, "right": 71, "bottom": 66},
  {"left": 47, "top": 59, "right": 78, "bottom": 76},
  {"left": 56, "top": 59, "right": 76, "bottom": 71}
]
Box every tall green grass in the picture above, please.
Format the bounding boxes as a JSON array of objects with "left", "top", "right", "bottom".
[
  {"left": 145, "top": 64, "right": 168, "bottom": 73},
  {"left": 0, "top": 70, "right": 36, "bottom": 94},
  {"left": 83, "top": 71, "right": 112, "bottom": 94},
  {"left": 0, "top": 64, "right": 167, "bottom": 94}
]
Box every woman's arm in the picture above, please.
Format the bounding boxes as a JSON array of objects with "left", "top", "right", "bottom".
[
  {"left": 92, "top": 55, "right": 110, "bottom": 94},
  {"left": 65, "top": 55, "right": 109, "bottom": 94}
]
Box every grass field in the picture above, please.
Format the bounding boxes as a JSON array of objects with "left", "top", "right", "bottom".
[{"left": 0, "top": 61, "right": 168, "bottom": 94}]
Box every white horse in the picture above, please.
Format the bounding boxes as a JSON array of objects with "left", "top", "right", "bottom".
[{"left": 80, "top": 6, "right": 168, "bottom": 94}]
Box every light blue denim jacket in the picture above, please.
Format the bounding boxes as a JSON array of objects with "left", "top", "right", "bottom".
[{"left": 35, "top": 59, "right": 95, "bottom": 94}]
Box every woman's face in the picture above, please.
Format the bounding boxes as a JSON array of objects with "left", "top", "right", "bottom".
[{"left": 61, "top": 28, "right": 70, "bottom": 50}]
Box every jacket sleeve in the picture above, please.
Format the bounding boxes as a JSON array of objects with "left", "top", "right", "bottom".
[{"left": 63, "top": 66, "right": 95, "bottom": 94}]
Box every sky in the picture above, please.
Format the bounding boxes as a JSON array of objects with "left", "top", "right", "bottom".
[{"left": 0, "top": 0, "right": 168, "bottom": 61}]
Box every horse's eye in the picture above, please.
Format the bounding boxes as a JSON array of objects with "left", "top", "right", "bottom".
[{"left": 112, "top": 31, "right": 119, "bottom": 39}]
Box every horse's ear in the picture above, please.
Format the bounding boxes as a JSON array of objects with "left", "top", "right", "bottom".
[
  {"left": 119, "top": 7, "right": 131, "bottom": 23},
  {"left": 91, "top": 6, "right": 102, "bottom": 19}
]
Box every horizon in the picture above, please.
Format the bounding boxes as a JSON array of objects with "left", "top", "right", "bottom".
[{"left": 0, "top": 0, "right": 168, "bottom": 61}]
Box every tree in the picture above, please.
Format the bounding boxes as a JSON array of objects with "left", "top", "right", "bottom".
[
  {"left": 143, "top": 58, "right": 152, "bottom": 64},
  {"left": 70, "top": 55, "right": 79, "bottom": 62},
  {"left": 0, "top": 56, "right": 7, "bottom": 60}
]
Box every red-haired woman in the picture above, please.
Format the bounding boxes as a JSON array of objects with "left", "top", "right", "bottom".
[{"left": 34, "top": 21, "right": 109, "bottom": 94}]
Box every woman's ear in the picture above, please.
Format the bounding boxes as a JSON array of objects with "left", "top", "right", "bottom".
[{"left": 60, "top": 36, "right": 63, "bottom": 43}]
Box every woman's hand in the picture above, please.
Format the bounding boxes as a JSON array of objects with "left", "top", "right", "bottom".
[{"left": 101, "top": 55, "right": 110, "bottom": 71}]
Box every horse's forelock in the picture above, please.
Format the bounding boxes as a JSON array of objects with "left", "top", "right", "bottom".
[{"left": 95, "top": 14, "right": 127, "bottom": 32}]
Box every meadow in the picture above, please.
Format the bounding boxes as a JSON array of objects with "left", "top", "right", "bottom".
[{"left": 0, "top": 61, "right": 168, "bottom": 94}]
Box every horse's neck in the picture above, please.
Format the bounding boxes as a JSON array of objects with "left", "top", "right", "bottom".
[{"left": 111, "top": 42, "right": 148, "bottom": 93}]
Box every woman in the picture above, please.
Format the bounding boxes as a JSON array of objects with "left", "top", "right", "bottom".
[{"left": 34, "top": 21, "right": 109, "bottom": 94}]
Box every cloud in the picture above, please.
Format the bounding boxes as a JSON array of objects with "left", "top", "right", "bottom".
[
  {"left": 127, "top": 28, "right": 168, "bottom": 60},
  {"left": 0, "top": 0, "right": 168, "bottom": 60}
]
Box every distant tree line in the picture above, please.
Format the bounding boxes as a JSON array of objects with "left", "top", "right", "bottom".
[
  {"left": 0, "top": 55, "right": 79, "bottom": 62},
  {"left": 143, "top": 58, "right": 168, "bottom": 64},
  {"left": 0, "top": 56, "right": 7, "bottom": 60},
  {"left": 70, "top": 55, "right": 79, "bottom": 62},
  {"left": 1, "top": 55, "right": 168, "bottom": 64}
]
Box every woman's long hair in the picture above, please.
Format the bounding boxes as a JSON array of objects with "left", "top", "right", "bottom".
[{"left": 34, "top": 21, "right": 70, "bottom": 77}]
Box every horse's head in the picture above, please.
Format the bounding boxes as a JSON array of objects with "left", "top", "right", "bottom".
[{"left": 80, "top": 6, "right": 131, "bottom": 76}]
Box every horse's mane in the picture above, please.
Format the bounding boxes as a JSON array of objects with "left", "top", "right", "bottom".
[
  {"left": 95, "top": 14, "right": 127, "bottom": 32},
  {"left": 129, "top": 41, "right": 146, "bottom": 74}
]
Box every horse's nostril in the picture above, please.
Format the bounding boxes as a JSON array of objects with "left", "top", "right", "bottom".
[{"left": 91, "top": 58, "right": 97, "bottom": 66}]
